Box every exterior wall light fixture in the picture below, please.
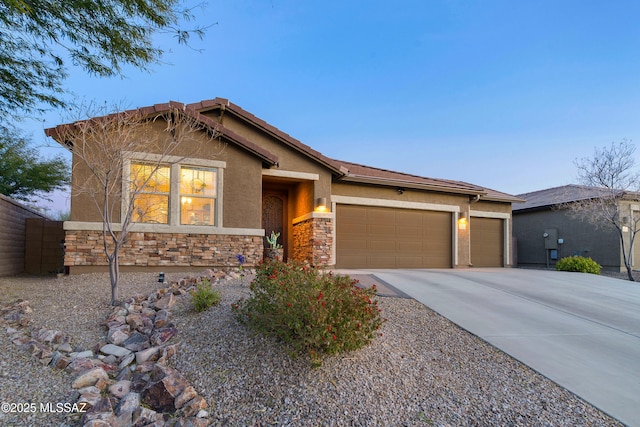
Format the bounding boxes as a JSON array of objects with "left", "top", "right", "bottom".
[
  {"left": 315, "top": 197, "right": 328, "bottom": 212},
  {"left": 458, "top": 213, "right": 468, "bottom": 230}
]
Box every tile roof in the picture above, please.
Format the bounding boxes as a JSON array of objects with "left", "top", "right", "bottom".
[
  {"left": 336, "top": 160, "right": 523, "bottom": 202},
  {"left": 44, "top": 101, "right": 280, "bottom": 166},
  {"left": 189, "top": 98, "right": 348, "bottom": 175},
  {"left": 189, "top": 99, "right": 522, "bottom": 202},
  {"left": 47, "top": 97, "right": 523, "bottom": 203}
]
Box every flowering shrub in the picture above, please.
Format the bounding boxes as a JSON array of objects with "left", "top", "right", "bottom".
[
  {"left": 232, "top": 259, "right": 385, "bottom": 366},
  {"left": 190, "top": 278, "right": 221, "bottom": 312},
  {"left": 556, "top": 256, "right": 601, "bottom": 275}
]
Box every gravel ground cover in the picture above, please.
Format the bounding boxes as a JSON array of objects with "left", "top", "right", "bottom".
[{"left": 0, "top": 271, "right": 624, "bottom": 426}]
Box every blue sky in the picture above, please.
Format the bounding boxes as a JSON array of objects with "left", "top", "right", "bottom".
[{"left": 27, "top": 0, "right": 640, "bottom": 214}]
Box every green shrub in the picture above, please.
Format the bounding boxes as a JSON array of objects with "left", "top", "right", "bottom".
[
  {"left": 556, "top": 256, "right": 601, "bottom": 275},
  {"left": 190, "top": 279, "right": 221, "bottom": 312},
  {"left": 232, "top": 259, "right": 385, "bottom": 367}
]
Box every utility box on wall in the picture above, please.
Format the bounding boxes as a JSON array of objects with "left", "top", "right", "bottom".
[{"left": 543, "top": 228, "right": 558, "bottom": 250}]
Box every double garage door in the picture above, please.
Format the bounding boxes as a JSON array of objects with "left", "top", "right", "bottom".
[
  {"left": 336, "top": 204, "right": 504, "bottom": 269},
  {"left": 336, "top": 205, "right": 452, "bottom": 268}
]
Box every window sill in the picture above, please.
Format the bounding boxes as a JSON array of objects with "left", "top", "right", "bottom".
[{"left": 63, "top": 221, "right": 264, "bottom": 236}]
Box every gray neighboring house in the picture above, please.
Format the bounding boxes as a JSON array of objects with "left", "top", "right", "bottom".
[{"left": 513, "top": 184, "right": 640, "bottom": 271}]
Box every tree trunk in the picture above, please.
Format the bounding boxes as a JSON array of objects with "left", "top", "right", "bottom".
[
  {"left": 625, "top": 264, "right": 636, "bottom": 281},
  {"left": 108, "top": 248, "right": 120, "bottom": 305}
]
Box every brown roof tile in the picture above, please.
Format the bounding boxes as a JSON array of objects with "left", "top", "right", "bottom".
[
  {"left": 188, "top": 98, "right": 346, "bottom": 175},
  {"left": 45, "top": 100, "right": 279, "bottom": 166},
  {"left": 336, "top": 160, "right": 523, "bottom": 202}
]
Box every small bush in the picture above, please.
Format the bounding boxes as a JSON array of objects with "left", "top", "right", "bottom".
[
  {"left": 556, "top": 256, "right": 601, "bottom": 275},
  {"left": 232, "top": 259, "right": 385, "bottom": 367},
  {"left": 190, "top": 279, "right": 221, "bottom": 312}
]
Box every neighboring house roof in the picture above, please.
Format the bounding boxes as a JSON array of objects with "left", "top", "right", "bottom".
[
  {"left": 47, "top": 97, "right": 522, "bottom": 203},
  {"left": 514, "top": 184, "right": 639, "bottom": 212}
]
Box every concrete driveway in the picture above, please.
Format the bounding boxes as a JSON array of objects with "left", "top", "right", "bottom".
[{"left": 338, "top": 268, "right": 640, "bottom": 426}]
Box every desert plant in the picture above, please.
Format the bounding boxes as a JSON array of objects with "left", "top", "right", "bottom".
[
  {"left": 266, "top": 231, "right": 282, "bottom": 249},
  {"left": 556, "top": 256, "right": 602, "bottom": 275},
  {"left": 190, "top": 279, "right": 221, "bottom": 312},
  {"left": 233, "top": 259, "right": 385, "bottom": 367}
]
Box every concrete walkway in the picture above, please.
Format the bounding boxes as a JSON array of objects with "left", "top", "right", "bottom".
[{"left": 338, "top": 268, "right": 640, "bottom": 426}]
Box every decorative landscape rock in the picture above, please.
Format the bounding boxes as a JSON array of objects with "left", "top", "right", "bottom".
[
  {"left": 0, "top": 268, "right": 243, "bottom": 426},
  {"left": 100, "top": 343, "right": 131, "bottom": 358},
  {"left": 77, "top": 385, "right": 101, "bottom": 408},
  {"left": 72, "top": 367, "right": 109, "bottom": 389},
  {"left": 109, "top": 380, "right": 132, "bottom": 399},
  {"left": 107, "top": 324, "right": 130, "bottom": 345},
  {"left": 154, "top": 293, "right": 176, "bottom": 310},
  {"left": 135, "top": 346, "right": 161, "bottom": 364}
]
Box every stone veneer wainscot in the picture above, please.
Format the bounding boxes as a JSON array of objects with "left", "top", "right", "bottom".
[{"left": 63, "top": 229, "right": 263, "bottom": 269}]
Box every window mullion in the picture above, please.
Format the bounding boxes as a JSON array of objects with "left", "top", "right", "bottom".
[{"left": 170, "top": 164, "right": 180, "bottom": 226}]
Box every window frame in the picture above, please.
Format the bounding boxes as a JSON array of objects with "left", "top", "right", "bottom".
[
  {"left": 129, "top": 162, "right": 171, "bottom": 225},
  {"left": 179, "top": 165, "right": 218, "bottom": 226},
  {"left": 123, "top": 152, "right": 225, "bottom": 230}
]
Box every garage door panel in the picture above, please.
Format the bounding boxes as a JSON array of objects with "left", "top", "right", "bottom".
[
  {"left": 397, "top": 210, "right": 423, "bottom": 225},
  {"left": 397, "top": 226, "right": 424, "bottom": 237},
  {"left": 398, "top": 241, "right": 423, "bottom": 252},
  {"left": 368, "top": 208, "right": 396, "bottom": 222},
  {"left": 339, "top": 239, "right": 368, "bottom": 251},
  {"left": 367, "top": 224, "right": 396, "bottom": 235},
  {"left": 396, "top": 256, "right": 425, "bottom": 268},
  {"left": 338, "top": 205, "right": 364, "bottom": 223},
  {"left": 340, "top": 254, "right": 368, "bottom": 266},
  {"left": 336, "top": 205, "right": 452, "bottom": 269},
  {"left": 368, "top": 256, "right": 399, "bottom": 268},
  {"left": 345, "top": 223, "right": 367, "bottom": 234}
]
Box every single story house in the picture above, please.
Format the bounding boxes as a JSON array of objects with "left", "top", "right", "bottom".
[
  {"left": 513, "top": 184, "right": 640, "bottom": 270},
  {"left": 46, "top": 98, "right": 522, "bottom": 274}
]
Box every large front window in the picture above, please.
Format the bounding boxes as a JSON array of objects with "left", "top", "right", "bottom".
[
  {"left": 128, "top": 155, "right": 223, "bottom": 227},
  {"left": 131, "top": 163, "right": 170, "bottom": 224},
  {"left": 180, "top": 167, "right": 217, "bottom": 225}
]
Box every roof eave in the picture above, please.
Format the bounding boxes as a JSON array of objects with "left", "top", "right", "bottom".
[
  {"left": 189, "top": 99, "right": 346, "bottom": 177},
  {"left": 44, "top": 101, "right": 280, "bottom": 167},
  {"left": 338, "top": 174, "right": 489, "bottom": 197},
  {"left": 482, "top": 194, "right": 527, "bottom": 203}
]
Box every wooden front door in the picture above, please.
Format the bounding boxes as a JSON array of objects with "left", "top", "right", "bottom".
[{"left": 262, "top": 192, "right": 287, "bottom": 259}]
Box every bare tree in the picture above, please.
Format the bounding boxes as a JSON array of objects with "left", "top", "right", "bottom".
[
  {"left": 47, "top": 103, "right": 223, "bottom": 304},
  {"left": 566, "top": 140, "right": 640, "bottom": 281}
]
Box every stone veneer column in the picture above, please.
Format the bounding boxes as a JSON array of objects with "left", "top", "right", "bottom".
[{"left": 292, "top": 215, "right": 334, "bottom": 267}]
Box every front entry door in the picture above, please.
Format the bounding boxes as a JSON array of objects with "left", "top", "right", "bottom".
[{"left": 262, "top": 192, "right": 287, "bottom": 259}]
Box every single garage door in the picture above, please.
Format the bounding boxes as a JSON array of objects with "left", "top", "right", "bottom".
[
  {"left": 336, "top": 204, "right": 452, "bottom": 268},
  {"left": 470, "top": 217, "right": 504, "bottom": 267}
]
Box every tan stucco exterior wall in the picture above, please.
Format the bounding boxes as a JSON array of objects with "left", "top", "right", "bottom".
[
  {"left": 67, "top": 119, "right": 263, "bottom": 229},
  {"left": 207, "top": 113, "right": 334, "bottom": 214}
]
